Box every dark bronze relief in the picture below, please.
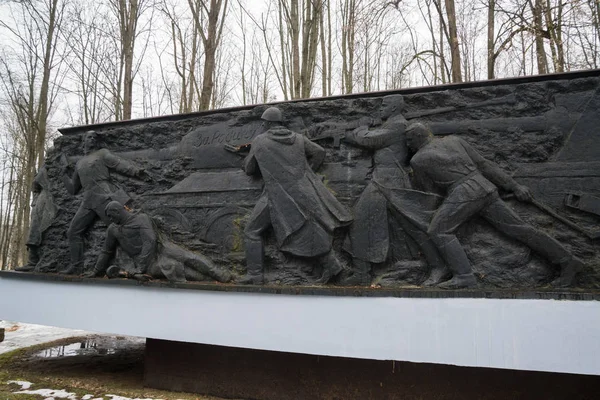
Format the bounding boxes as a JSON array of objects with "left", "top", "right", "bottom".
[{"left": 23, "top": 73, "right": 600, "bottom": 290}]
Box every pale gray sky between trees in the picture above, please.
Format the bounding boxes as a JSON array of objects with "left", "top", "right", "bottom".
[{"left": 0, "top": 0, "right": 598, "bottom": 268}]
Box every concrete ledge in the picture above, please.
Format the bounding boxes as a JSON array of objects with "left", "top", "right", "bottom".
[
  {"left": 1, "top": 273, "right": 600, "bottom": 376},
  {"left": 2, "top": 271, "right": 599, "bottom": 301}
]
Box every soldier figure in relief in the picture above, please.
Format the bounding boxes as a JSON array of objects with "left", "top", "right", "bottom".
[
  {"left": 341, "top": 95, "right": 447, "bottom": 286},
  {"left": 83, "top": 201, "right": 231, "bottom": 283},
  {"left": 61, "top": 130, "right": 145, "bottom": 274},
  {"left": 406, "top": 122, "right": 583, "bottom": 288},
  {"left": 15, "top": 165, "right": 58, "bottom": 272},
  {"left": 241, "top": 107, "right": 353, "bottom": 284}
]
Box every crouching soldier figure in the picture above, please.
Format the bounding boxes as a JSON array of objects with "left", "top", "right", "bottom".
[{"left": 83, "top": 201, "right": 231, "bottom": 283}]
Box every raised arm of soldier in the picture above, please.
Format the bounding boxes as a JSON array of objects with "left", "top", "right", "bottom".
[
  {"left": 303, "top": 137, "right": 326, "bottom": 171},
  {"left": 459, "top": 138, "right": 533, "bottom": 201},
  {"left": 243, "top": 145, "right": 259, "bottom": 175},
  {"left": 62, "top": 166, "right": 82, "bottom": 195},
  {"left": 101, "top": 149, "right": 147, "bottom": 180},
  {"left": 344, "top": 94, "right": 408, "bottom": 150},
  {"left": 344, "top": 124, "right": 402, "bottom": 150}
]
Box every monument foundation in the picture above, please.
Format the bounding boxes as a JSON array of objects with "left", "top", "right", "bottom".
[{"left": 144, "top": 339, "right": 600, "bottom": 400}]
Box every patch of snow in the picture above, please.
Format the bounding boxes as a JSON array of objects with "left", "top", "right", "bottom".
[
  {"left": 6, "top": 380, "right": 33, "bottom": 389},
  {"left": 105, "top": 395, "right": 163, "bottom": 400},
  {"left": 0, "top": 321, "right": 94, "bottom": 355},
  {"left": 14, "top": 388, "right": 78, "bottom": 399},
  {"left": 9, "top": 386, "right": 164, "bottom": 400}
]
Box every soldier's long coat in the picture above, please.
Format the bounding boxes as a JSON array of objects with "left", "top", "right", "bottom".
[
  {"left": 244, "top": 127, "right": 353, "bottom": 257},
  {"left": 27, "top": 166, "right": 58, "bottom": 246}
]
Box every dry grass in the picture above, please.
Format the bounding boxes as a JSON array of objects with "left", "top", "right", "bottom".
[{"left": 0, "top": 337, "right": 233, "bottom": 400}]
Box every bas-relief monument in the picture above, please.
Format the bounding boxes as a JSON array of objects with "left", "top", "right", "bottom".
[{"left": 18, "top": 72, "right": 600, "bottom": 290}]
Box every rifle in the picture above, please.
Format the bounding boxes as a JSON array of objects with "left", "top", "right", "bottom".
[
  {"left": 311, "top": 94, "right": 517, "bottom": 147},
  {"left": 405, "top": 94, "right": 516, "bottom": 119},
  {"left": 224, "top": 143, "right": 251, "bottom": 156},
  {"left": 504, "top": 194, "right": 600, "bottom": 240},
  {"left": 310, "top": 116, "right": 374, "bottom": 148}
]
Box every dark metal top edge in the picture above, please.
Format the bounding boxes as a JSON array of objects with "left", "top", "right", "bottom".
[
  {"left": 58, "top": 69, "right": 600, "bottom": 135},
  {"left": 1, "top": 271, "right": 598, "bottom": 301}
]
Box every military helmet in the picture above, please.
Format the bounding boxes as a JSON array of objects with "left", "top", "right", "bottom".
[{"left": 261, "top": 107, "right": 283, "bottom": 122}]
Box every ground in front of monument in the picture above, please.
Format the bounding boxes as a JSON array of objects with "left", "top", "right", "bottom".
[{"left": 0, "top": 321, "right": 227, "bottom": 400}]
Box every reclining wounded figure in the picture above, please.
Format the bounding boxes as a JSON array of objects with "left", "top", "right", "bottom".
[{"left": 83, "top": 201, "right": 231, "bottom": 283}]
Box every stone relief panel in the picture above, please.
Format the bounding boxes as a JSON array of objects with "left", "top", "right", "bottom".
[{"left": 19, "top": 73, "right": 600, "bottom": 289}]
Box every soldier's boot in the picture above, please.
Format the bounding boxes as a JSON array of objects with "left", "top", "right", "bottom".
[
  {"left": 316, "top": 251, "right": 344, "bottom": 284},
  {"left": 189, "top": 253, "right": 232, "bottom": 283},
  {"left": 422, "top": 265, "right": 451, "bottom": 287},
  {"left": 239, "top": 239, "right": 264, "bottom": 285},
  {"left": 82, "top": 266, "right": 106, "bottom": 279},
  {"left": 551, "top": 256, "right": 584, "bottom": 288},
  {"left": 434, "top": 236, "right": 477, "bottom": 289},
  {"left": 15, "top": 246, "right": 40, "bottom": 272},
  {"left": 341, "top": 259, "right": 371, "bottom": 286},
  {"left": 419, "top": 238, "right": 451, "bottom": 286},
  {"left": 60, "top": 262, "right": 83, "bottom": 275},
  {"left": 61, "top": 236, "right": 85, "bottom": 275},
  {"left": 438, "top": 273, "right": 477, "bottom": 289},
  {"left": 210, "top": 267, "right": 232, "bottom": 283}
]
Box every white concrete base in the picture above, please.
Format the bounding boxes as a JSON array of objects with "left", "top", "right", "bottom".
[{"left": 1, "top": 276, "right": 599, "bottom": 376}]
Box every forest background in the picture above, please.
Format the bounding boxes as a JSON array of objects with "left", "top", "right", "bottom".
[{"left": 0, "top": 0, "right": 598, "bottom": 268}]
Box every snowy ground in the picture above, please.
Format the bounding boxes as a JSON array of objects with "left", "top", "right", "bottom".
[
  {"left": 0, "top": 320, "right": 95, "bottom": 355},
  {"left": 8, "top": 380, "right": 161, "bottom": 400},
  {"left": 0, "top": 321, "right": 169, "bottom": 399}
]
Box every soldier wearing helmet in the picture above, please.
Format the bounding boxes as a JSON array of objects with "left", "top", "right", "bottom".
[
  {"left": 341, "top": 95, "right": 446, "bottom": 286},
  {"left": 260, "top": 106, "right": 283, "bottom": 122},
  {"left": 407, "top": 122, "right": 583, "bottom": 288},
  {"left": 240, "top": 106, "right": 353, "bottom": 284}
]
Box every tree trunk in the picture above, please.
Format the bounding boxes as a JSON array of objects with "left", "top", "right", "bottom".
[
  {"left": 532, "top": 0, "right": 548, "bottom": 74},
  {"left": 189, "top": 0, "right": 228, "bottom": 110},
  {"left": 341, "top": 0, "right": 356, "bottom": 94},
  {"left": 444, "top": 0, "right": 462, "bottom": 82},
  {"left": 487, "top": 0, "right": 495, "bottom": 79},
  {"left": 319, "top": 0, "right": 327, "bottom": 96}
]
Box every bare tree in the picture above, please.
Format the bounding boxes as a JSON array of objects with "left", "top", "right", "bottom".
[
  {"left": 160, "top": 0, "right": 201, "bottom": 113},
  {"left": 0, "top": 0, "right": 66, "bottom": 268},
  {"left": 188, "top": 0, "right": 229, "bottom": 110},
  {"left": 254, "top": 0, "right": 323, "bottom": 100},
  {"left": 340, "top": 0, "right": 357, "bottom": 93},
  {"left": 435, "top": 0, "right": 462, "bottom": 82},
  {"left": 63, "top": 1, "right": 118, "bottom": 125},
  {"left": 234, "top": 1, "right": 275, "bottom": 105},
  {"left": 485, "top": 0, "right": 529, "bottom": 79},
  {"left": 107, "top": 0, "right": 154, "bottom": 120}
]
